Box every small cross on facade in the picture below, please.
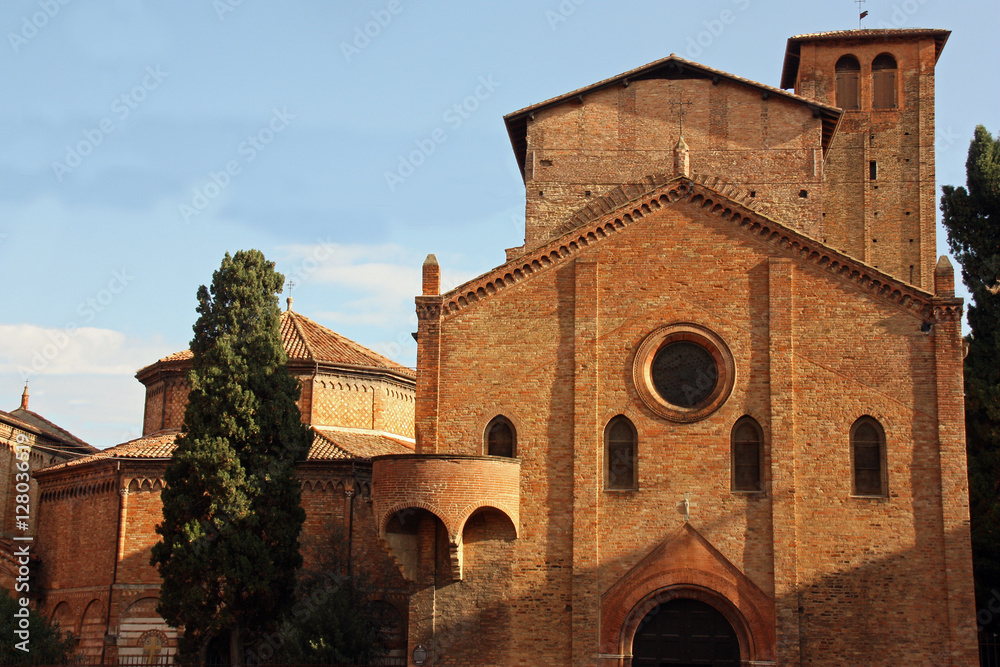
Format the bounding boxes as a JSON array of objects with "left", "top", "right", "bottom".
[{"left": 670, "top": 88, "right": 694, "bottom": 138}]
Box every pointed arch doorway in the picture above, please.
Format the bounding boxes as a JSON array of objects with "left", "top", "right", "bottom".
[{"left": 631, "top": 598, "right": 741, "bottom": 667}]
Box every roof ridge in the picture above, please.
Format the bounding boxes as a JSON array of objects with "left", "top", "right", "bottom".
[
  {"left": 426, "top": 177, "right": 953, "bottom": 324},
  {"left": 9, "top": 407, "right": 94, "bottom": 451},
  {"left": 285, "top": 310, "right": 317, "bottom": 361}
]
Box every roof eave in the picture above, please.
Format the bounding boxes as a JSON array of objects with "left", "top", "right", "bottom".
[{"left": 504, "top": 55, "right": 841, "bottom": 180}]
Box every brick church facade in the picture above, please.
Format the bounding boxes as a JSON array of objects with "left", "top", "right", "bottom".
[{"left": 2, "top": 27, "right": 980, "bottom": 665}]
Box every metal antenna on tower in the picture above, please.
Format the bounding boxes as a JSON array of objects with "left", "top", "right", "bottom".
[{"left": 856, "top": 0, "right": 868, "bottom": 28}]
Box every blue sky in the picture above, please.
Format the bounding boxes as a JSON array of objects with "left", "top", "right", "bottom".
[{"left": 1, "top": 0, "right": 997, "bottom": 447}]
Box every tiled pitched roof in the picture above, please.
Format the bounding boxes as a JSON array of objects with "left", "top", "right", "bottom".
[
  {"left": 4, "top": 407, "right": 96, "bottom": 453},
  {"left": 139, "top": 311, "right": 413, "bottom": 379},
  {"left": 281, "top": 311, "right": 413, "bottom": 376},
  {"left": 309, "top": 427, "right": 414, "bottom": 460},
  {"left": 38, "top": 426, "right": 414, "bottom": 473},
  {"left": 37, "top": 430, "right": 178, "bottom": 472}
]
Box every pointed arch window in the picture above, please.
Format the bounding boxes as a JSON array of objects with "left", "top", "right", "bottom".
[
  {"left": 731, "top": 417, "right": 763, "bottom": 492},
  {"left": 485, "top": 416, "right": 516, "bottom": 457},
  {"left": 835, "top": 55, "right": 861, "bottom": 110},
  {"left": 605, "top": 416, "right": 637, "bottom": 490},
  {"left": 851, "top": 417, "right": 887, "bottom": 496},
  {"left": 872, "top": 54, "right": 897, "bottom": 109}
]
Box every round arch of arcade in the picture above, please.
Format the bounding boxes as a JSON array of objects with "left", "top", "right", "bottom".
[
  {"left": 618, "top": 584, "right": 756, "bottom": 665},
  {"left": 378, "top": 501, "right": 518, "bottom": 542}
]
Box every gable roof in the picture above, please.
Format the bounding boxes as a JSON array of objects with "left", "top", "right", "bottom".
[
  {"left": 1, "top": 407, "right": 95, "bottom": 454},
  {"left": 780, "top": 28, "right": 950, "bottom": 89},
  {"left": 137, "top": 309, "right": 414, "bottom": 382},
  {"left": 427, "top": 174, "right": 958, "bottom": 325},
  {"left": 503, "top": 54, "right": 842, "bottom": 181},
  {"left": 36, "top": 425, "right": 414, "bottom": 475}
]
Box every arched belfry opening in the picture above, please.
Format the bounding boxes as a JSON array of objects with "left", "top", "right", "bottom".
[{"left": 631, "top": 597, "right": 741, "bottom": 667}]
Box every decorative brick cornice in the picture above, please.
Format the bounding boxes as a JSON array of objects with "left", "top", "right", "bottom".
[{"left": 431, "top": 176, "right": 956, "bottom": 324}]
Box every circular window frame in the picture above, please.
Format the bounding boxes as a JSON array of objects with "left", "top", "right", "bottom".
[{"left": 632, "top": 323, "right": 735, "bottom": 422}]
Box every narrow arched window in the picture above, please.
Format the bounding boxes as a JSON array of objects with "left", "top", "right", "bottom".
[
  {"left": 731, "top": 417, "right": 763, "bottom": 492},
  {"left": 485, "top": 416, "right": 516, "bottom": 457},
  {"left": 851, "top": 417, "right": 886, "bottom": 496},
  {"left": 605, "top": 416, "right": 637, "bottom": 490},
  {"left": 872, "top": 54, "right": 897, "bottom": 109},
  {"left": 835, "top": 55, "right": 861, "bottom": 110}
]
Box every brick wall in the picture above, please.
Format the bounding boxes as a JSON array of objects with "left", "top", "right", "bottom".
[
  {"left": 415, "top": 188, "right": 976, "bottom": 663},
  {"left": 792, "top": 34, "right": 939, "bottom": 290},
  {"left": 523, "top": 77, "right": 825, "bottom": 248}
]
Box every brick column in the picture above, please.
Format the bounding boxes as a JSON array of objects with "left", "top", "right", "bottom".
[
  {"left": 768, "top": 257, "right": 801, "bottom": 665},
  {"left": 572, "top": 256, "right": 600, "bottom": 667},
  {"left": 415, "top": 298, "right": 442, "bottom": 454},
  {"left": 932, "top": 257, "right": 978, "bottom": 665}
]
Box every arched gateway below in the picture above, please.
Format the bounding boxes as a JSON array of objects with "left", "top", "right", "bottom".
[{"left": 631, "top": 598, "right": 741, "bottom": 667}]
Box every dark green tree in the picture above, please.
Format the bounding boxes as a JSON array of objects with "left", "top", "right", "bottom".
[
  {"left": 248, "top": 530, "right": 391, "bottom": 666},
  {"left": 0, "top": 589, "right": 77, "bottom": 665},
  {"left": 940, "top": 125, "right": 1000, "bottom": 630},
  {"left": 151, "top": 250, "right": 312, "bottom": 665}
]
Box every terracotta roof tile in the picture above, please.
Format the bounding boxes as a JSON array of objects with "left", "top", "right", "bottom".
[
  {"left": 38, "top": 430, "right": 179, "bottom": 472},
  {"left": 38, "top": 426, "right": 414, "bottom": 473},
  {"left": 308, "top": 427, "right": 414, "bottom": 460},
  {"left": 141, "top": 311, "right": 413, "bottom": 379},
  {"left": 5, "top": 408, "right": 96, "bottom": 453}
]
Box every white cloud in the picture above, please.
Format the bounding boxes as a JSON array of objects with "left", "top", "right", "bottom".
[{"left": 0, "top": 323, "right": 177, "bottom": 378}]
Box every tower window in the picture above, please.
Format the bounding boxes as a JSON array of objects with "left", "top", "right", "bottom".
[
  {"left": 605, "top": 415, "right": 637, "bottom": 490},
  {"left": 870, "top": 160, "right": 878, "bottom": 180},
  {"left": 732, "top": 417, "right": 763, "bottom": 492},
  {"left": 851, "top": 417, "right": 887, "bottom": 496},
  {"left": 485, "top": 416, "right": 516, "bottom": 457},
  {"left": 872, "top": 54, "right": 897, "bottom": 109},
  {"left": 835, "top": 55, "right": 861, "bottom": 110}
]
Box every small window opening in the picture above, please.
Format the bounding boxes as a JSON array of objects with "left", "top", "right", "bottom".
[
  {"left": 540, "top": 159, "right": 553, "bottom": 167},
  {"left": 872, "top": 54, "right": 898, "bottom": 109},
  {"left": 486, "top": 416, "right": 516, "bottom": 457},
  {"left": 732, "top": 417, "right": 763, "bottom": 492},
  {"left": 606, "top": 416, "right": 637, "bottom": 490},
  {"left": 835, "top": 55, "right": 861, "bottom": 110},
  {"left": 870, "top": 161, "right": 878, "bottom": 180},
  {"left": 852, "top": 417, "right": 887, "bottom": 496},
  {"left": 799, "top": 190, "right": 808, "bottom": 198}
]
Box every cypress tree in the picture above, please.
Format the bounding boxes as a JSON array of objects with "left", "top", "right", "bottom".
[
  {"left": 940, "top": 125, "right": 1000, "bottom": 630},
  {"left": 151, "top": 250, "right": 311, "bottom": 665}
]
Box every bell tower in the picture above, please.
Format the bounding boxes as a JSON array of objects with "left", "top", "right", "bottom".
[{"left": 781, "top": 29, "right": 949, "bottom": 290}]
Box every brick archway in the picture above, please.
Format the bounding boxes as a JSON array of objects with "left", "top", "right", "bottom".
[
  {"left": 599, "top": 524, "right": 775, "bottom": 663},
  {"left": 620, "top": 585, "right": 752, "bottom": 666}
]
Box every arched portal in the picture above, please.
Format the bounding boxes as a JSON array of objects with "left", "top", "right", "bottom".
[{"left": 631, "top": 598, "right": 740, "bottom": 666}]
